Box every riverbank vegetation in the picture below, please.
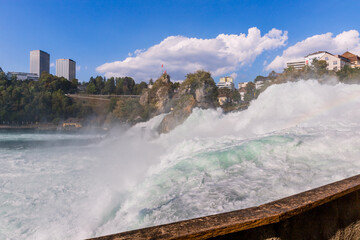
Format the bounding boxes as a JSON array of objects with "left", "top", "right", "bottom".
[
  {"left": 1, "top": 61, "right": 359, "bottom": 127},
  {"left": 84, "top": 76, "right": 149, "bottom": 95},
  {"left": 0, "top": 72, "right": 91, "bottom": 124},
  {"left": 253, "top": 60, "right": 360, "bottom": 96}
]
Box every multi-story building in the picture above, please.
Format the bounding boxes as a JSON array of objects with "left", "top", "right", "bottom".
[
  {"left": 255, "top": 80, "right": 264, "bottom": 89},
  {"left": 239, "top": 87, "right": 247, "bottom": 101},
  {"left": 286, "top": 60, "right": 306, "bottom": 70},
  {"left": 238, "top": 82, "right": 248, "bottom": 89},
  {"left": 56, "top": 59, "right": 76, "bottom": 80},
  {"left": 30, "top": 50, "right": 50, "bottom": 77},
  {"left": 217, "top": 76, "right": 234, "bottom": 90},
  {"left": 7, "top": 72, "right": 38, "bottom": 81},
  {"left": 341, "top": 51, "right": 360, "bottom": 68},
  {"left": 304, "top": 51, "right": 350, "bottom": 71},
  {"left": 217, "top": 93, "right": 231, "bottom": 106}
]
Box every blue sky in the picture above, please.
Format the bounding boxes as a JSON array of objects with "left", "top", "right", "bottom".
[{"left": 1, "top": 0, "right": 360, "bottom": 84}]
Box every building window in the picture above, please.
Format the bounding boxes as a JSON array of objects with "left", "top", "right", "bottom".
[
  {"left": 325, "top": 57, "right": 329, "bottom": 60},
  {"left": 333, "top": 61, "right": 337, "bottom": 65}
]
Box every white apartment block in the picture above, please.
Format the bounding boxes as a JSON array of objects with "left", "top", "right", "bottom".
[
  {"left": 7, "top": 72, "right": 38, "bottom": 81},
  {"left": 286, "top": 60, "right": 306, "bottom": 70},
  {"left": 217, "top": 76, "right": 234, "bottom": 90}
]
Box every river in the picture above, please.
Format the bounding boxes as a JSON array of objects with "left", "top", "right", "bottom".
[{"left": 1, "top": 80, "right": 360, "bottom": 239}]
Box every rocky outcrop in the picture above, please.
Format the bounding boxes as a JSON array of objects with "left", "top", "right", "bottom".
[
  {"left": 139, "top": 90, "right": 149, "bottom": 106},
  {"left": 111, "top": 71, "right": 218, "bottom": 133},
  {"left": 141, "top": 73, "right": 174, "bottom": 116},
  {"left": 157, "top": 94, "right": 196, "bottom": 134},
  {"left": 153, "top": 84, "right": 171, "bottom": 114},
  {"left": 157, "top": 70, "right": 218, "bottom": 134}
]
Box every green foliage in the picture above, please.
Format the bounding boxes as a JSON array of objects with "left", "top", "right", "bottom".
[
  {"left": 86, "top": 82, "right": 97, "bottom": 94},
  {"left": 84, "top": 75, "right": 150, "bottom": 96},
  {"left": 243, "top": 82, "right": 255, "bottom": 102},
  {"left": 112, "top": 98, "right": 149, "bottom": 123},
  {"left": 254, "top": 75, "right": 267, "bottom": 82},
  {"left": 181, "top": 70, "right": 218, "bottom": 102},
  {"left": 0, "top": 73, "right": 90, "bottom": 123},
  {"left": 230, "top": 90, "right": 241, "bottom": 103},
  {"left": 133, "top": 81, "right": 148, "bottom": 95},
  {"left": 108, "top": 98, "right": 117, "bottom": 112},
  {"left": 336, "top": 65, "right": 360, "bottom": 83},
  {"left": 276, "top": 59, "right": 331, "bottom": 83},
  {"left": 115, "top": 77, "right": 136, "bottom": 95},
  {"left": 312, "top": 59, "right": 328, "bottom": 76},
  {"left": 103, "top": 77, "right": 116, "bottom": 94},
  {"left": 182, "top": 70, "right": 215, "bottom": 90}
]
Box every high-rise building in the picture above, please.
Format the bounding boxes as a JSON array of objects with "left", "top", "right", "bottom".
[
  {"left": 30, "top": 50, "right": 50, "bottom": 77},
  {"left": 56, "top": 59, "right": 76, "bottom": 80}
]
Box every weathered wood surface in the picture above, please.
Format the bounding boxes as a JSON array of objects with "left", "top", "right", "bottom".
[{"left": 88, "top": 174, "right": 360, "bottom": 240}]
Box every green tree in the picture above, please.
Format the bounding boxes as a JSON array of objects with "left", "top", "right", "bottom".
[
  {"left": 104, "top": 77, "right": 116, "bottom": 94},
  {"left": 337, "top": 65, "right": 360, "bottom": 83},
  {"left": 311, "top": 59, "right": 328, "bottom": 77},
  {"left": 244, "top": 82, "right": 255, "bottom": 102},
  {"left": 95, "top": 76, "right": 105, "bottom": 94},
  {"left": 231, "top": 90, "right": 241, "bottom": 103},
  {"left": 133, "top": 81, "right": 148, "bottom": 95},
  {"left": 86, "top": 82, "right": 97, "bottom": 94}
]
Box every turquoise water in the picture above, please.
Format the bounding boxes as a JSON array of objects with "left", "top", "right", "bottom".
[{"left": 1, "top": 80, "right": 360, "bottom": 239}]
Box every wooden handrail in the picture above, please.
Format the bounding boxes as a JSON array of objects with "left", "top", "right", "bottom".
[{"left": 89, "top": 174, "right": 360, "bottom": 240}]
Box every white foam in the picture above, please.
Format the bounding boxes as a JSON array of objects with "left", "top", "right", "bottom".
[{"left": 2, "top": 80, "right": 360, "bottom": 239}]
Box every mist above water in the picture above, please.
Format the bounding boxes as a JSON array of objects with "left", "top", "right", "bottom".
[{"left": 1, "top": 80, "right": 360, "bottom": 239}]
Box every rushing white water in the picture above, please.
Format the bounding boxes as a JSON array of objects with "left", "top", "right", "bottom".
[{"left": 1, "top": 80, "right": 360, "bottom": 239}]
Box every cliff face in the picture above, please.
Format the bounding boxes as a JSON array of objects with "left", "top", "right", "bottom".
[
  {"left": 140, "top": 73, "right": 174, "bottom": 116},
  {"left": 157, "top": 70, "right": 218, "bottom": 134},
  {"left": 110, "top": 71, "right": 218, "bottom": 133},
  {"left": 157, "top": 94, "right": 196, "bottom": 133}
]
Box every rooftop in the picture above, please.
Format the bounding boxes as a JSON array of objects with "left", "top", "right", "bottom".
[{"left": 305, "top": 51, "right": 333, "bottom": 58}]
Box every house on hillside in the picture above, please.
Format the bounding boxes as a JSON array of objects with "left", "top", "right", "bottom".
[
  {"left": 218, "top": 93, "right": 231, "bottom": 106},
  {"left": 341, "top": 51, "right": 360, "bottom": 68},
  {"left": 238, "top": 82, "right": 249, "bottom": 89},
  {"left": 305, "top": 51, "right": 350, "bottom": 71},
  {"left": 286, "top": 51, "right": 355, "bottom": 72},
  {"left": 217, "top": 76, "right": 234, "bottom": 90},
  {"left": 239, "top": 87, "right": 247, "bottom": 101}
]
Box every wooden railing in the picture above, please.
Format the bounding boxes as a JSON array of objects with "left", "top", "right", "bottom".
[{"left": 88, "top": 174, "right": 360, "bottom": 240}]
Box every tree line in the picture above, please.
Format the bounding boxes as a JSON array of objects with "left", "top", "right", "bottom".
[
  {"left": 84, "top": 76, "right": 149, "bottom": 95},
  {"left": 0, "top": 72, "right": 91, "bottom": 124}
]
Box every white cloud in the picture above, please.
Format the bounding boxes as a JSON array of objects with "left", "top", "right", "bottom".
[
  {"left": 230, "top": 72, "right": 238, "bottom": 80},
  {"left": 96, "top": 27, "right": 288, "bottom": 81},
  {"left": 50, "top": 63, "right": 55, "bottom": 68},
  {"left": 76, "top": 65, "right": 81, "bottom": 71},
  {"left": 266, "top": 30, "right": 360, "bottom": 71}
]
